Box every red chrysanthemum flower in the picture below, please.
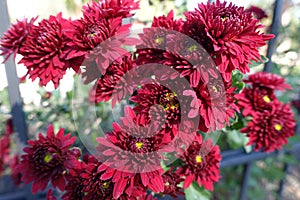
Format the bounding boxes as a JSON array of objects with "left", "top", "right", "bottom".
[
  {"left": 245, "top": 5, "right": 268, "bottom": 20},
  {"left": 10, "top": 155, "right": 22, "bottom": 186},
  {"left": 0, "top": 134, "right": 10, "bottom": 176},
  {"left": 241, "top": 102, "right": 296, "bottom": 152},
  {"left": 46, "top": 189, "right": 57, "bottom": 200},
  {"left": 236, "top": 72, "right": 291, "bottom": 116},
  {"left": 82, "top": 0, "right": 140, "bottom": 19},
  {"left": 183, "top": 0, "right": 274, "bottom": 81},
  {"left": 5, "top": 118, "right": 14, "bottom": 135},
  {"left": 163, "top": 33, "right": 219, "bottom": 87},
  {"left": 89, "top": 55, "right": 137, "bottom": 106},
  {"left": 15, "top": 125, "right": 78, "bottom": 193},
  {"left": 161, "top": 167, "right": 184, "bottom": 198},
  {"left": 0, "top": 17, "right": 36, "bottom": 62},
  {"left": 135, "top": 11, "right": 183, "bottom": 65},
  {"left": 80, "top": 155, "right": 114, "bottom": 200},
  {"left": 66, "top": 11, "right": 138, "bottom": 76},
  {"left": 236, "top": 86, "right": 277, "bottom": 117},
  {"left": 97, "top": 107, "right": 170, "bottom": 198},
  {"left": 177, "top": 135, "right": 221, "bottom": 190},
  {"left": 193, "top": 76, "right": 238, "bottom": 132},
  {"left": 152, "top": 10, "right": 183, "bottom": 32},
  {"left": 130, "top": 83, "right": 181, "bottom": 136},
  {"left": 244, "top": 72, "right": 291, "bottom": 91},
  {"left": 18, "top": 13, "right": 79, "bottom": 88}
]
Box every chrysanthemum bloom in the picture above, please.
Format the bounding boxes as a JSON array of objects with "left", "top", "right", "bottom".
[
  {"left": 130, "top": 83, "right": 181, "bottom": 137},
  {"left": 183, "top": 0, "right": 274, "bottom": 81},
  {"left": 161, "top": 167, "right": 184, "bottom": 198},
  {"left": 5, "top": 118, "right": 13, "bottom": 135},
  {"left": 66, "top": 11, "right": 138, "bottom": 76},
  {"left": 0, "top": 17, "right": 36, "bottom": 62},
  {"left": 236, "top": 72, "right": 291, "bottom": 116},
  {"left": 0, "top": 134, "right": 10, "bottom": 176},
  {"left": 193, "top": 77, "right": 238, "bottom": 132},
  {"left": 89, "top": 55, "right": 137, "bottom": 106},
  {"left": 163, "top": 33, "right": 219, "bottom": 87},
  {"left": 46, "top": 189, "right": 57, "bottom": 200},
  {"left": 97, "top": 107, "right": 169, "bottom": 198},
  {"left": 244, "top": 72, "right": 292, "bottom": 91},
  {"left": 16, "top": 125, "right": 78, "bottom": 193},
  {"left": 135, "top": 11, "right": 183, "bottom": 65},
  {"left": 10, "top": 155, "right": 22, "bottom": 186},
  {"left": 80, "top": 155, "right": 114, "bottom": 200},
  {"left": 245, "top": 5, "right": 268, "bottom": 20},
  {"left": 241, "top": 102, "right": 296, "bottom": 152},
  {"left": 82, "top": 0, "right": 140, "bottom": 19},
  {"left": 18, "top": 13, "right": 79, "bottom": 88},
  {"left": 236, "top": 86, "right": 277, "bottom": 117},
  {"left": 177, "top": 135, "right": 221, "bottom": 190}
]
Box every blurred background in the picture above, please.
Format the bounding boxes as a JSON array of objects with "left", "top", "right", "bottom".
[{"left": 0, "top": 0, "right": 300, "bottom": 199}]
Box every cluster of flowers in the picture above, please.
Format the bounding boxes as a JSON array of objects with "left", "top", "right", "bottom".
[
  {"left": 0, "top": 119, "right": 21, "bottom": 186},
  {"left": 237, "top": 72, "right": 296, "bottom": 152},
  {"left": 0, "top": 0, "right": 296, "bottom": 199}
]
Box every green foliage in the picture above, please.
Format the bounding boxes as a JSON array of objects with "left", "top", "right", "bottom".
[
  {"left": 232, "top": 70, "right": 245, "bottom": 93},
  {"left": 185, "top": 182, "right": 211, "bottom": 200}
]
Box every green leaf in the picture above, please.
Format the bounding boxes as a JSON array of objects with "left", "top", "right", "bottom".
[
  {"left": 249, "top": 55, "right": 269, "bottom": 67},
  {"left": 184, "top": 182, "right": 211, "bottom": 200}
]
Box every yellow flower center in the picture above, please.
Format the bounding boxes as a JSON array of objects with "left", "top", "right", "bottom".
[
  {"left": 188, "top": 45, "right": 198, "bottom": 52},
  {"left": 102, "top": 182, "right": 109, "bottom": 189},
  {"left": 212, "top": 86, "right": 218, "bottom": 92},
  {"left": 43, "top": 153, "right": 52, "bottom": 163},
  {"left": 135, "top": 142, "right": 143, "bottom": 149},
  {"left": 274, "top": 124, "right": 283, "bottom": 131},
  {"left": 165, "top": 182, "right": 170, "bottom": 187},
  {"left": 195, "top": 155, "right": 203, "bottom": 163},
  {"left": 155, "top": 37, "right": 164, "bottom": 44},
  {"left": 263, "top": 95, "right": 271, "bottom": 103},
  {"left": 221, "top": 16, "right": 229, "bottom": 21}
]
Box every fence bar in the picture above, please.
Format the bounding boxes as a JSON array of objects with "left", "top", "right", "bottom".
[
  {"left": 263, "top": 0, "right": 284, "bottom": 72},
  {"left": 221, "top": 143, "right": 300, "bottom": 168},
  {"left": 0, "top": 0, "right": 28, "bottom": 143},
  {"left": 0, "top": 1, "right": 33, "bottom": 199},
  {"left": 239, "top": 163, "right": 253, "bottom": 200}
]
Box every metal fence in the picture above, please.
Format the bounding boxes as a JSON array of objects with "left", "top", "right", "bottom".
[{"left": 0, "top": 0, "right": 299, "bottom": 199}]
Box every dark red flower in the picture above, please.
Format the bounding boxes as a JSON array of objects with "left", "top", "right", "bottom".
[
  {"left": 236, "top": 86, "right": 277, "bottom": 116},
  {"left": 97, "top": 107, "right": 169, "bottom": 198},
  {"left": 89, "top": 55, "right": 137, "bottom": 106},
  {"left": 163, "top": 35, "right": 218, "bottom": 87},
  {"left": 292, "top": 99, "right": 300, "bottom": 111},
  {"left": 244, "top": 72, "right": 291, "bottom": 91},
  {"left": 183, "top": 0, "right": 274, "bottom": 81},
  {"left": 82, "top": 0, "right": 140, "bottom": 19},
  {"left": 135, "top": 11, "right": 183, "bottom": 65},
  {"left": 177, "top": 135, "right": 221, "bottom": 190},
  {"left": 80, "top": 155, "right": 114, "bottom": 200},
  {"left": 66, "top": 12, "right": 137, "bottom": 76},
  {"left": 245, "top": 6, "right": 268, "bottom": 20},
  {"left": 152, "top": 10, "right": 183, "bottom": 32},
  {"left": 236, "top": 72, "right": 291, "bottom": 117},
  {"left": 161, "top": 167, "right": 184, "bottom": 198},
  {"left": 18, "top": 13, "right": 79, "bottom": 88},
  {"left": 241, "top": 102, "right": 296, "bottom": 152},
  {"left": 5, "top": 118, "right": 14, "bottom": 136},
  {"left": 10, "top": 155, "right": 22, "bottom": 186},
  {"left": 130, "top": 83, "right": 181, "bottom": 137},
  {"left": 0, "top": 134, "right": 10, "bottom": 176},
  {"left": 16, "top": 125, "right": 78, "bottom": 193},
  {"left": 193, "top": 77, "right": 238, "bottom": 132},
  {"left": 0, "top": 17, "right": 36, "bottom": 62},
  {"left": 46, "top": 189, "right": 57, "bottom": 200}
]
